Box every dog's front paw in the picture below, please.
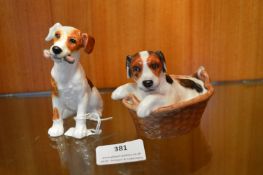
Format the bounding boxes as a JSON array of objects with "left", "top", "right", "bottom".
[
  {"left": 136, "top": 104, "right": 153, "bottom": 118},
  {"left": 48, "top": 125, "right": 64, "bottom": 137},
  {"left": 74, "top": 127, "right": 88, "bottom": 139},
  {"left": 64, "top": 126, "right": 89, "bottom": 139},
  {"left": 111, "top": 87, "right": 127, "bottom": 100}
]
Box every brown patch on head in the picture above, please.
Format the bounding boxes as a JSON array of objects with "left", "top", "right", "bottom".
[
  {"left": 51, "top": 77, "right": 59, "bottom": 97},
  {"left": 52, "top": 107, "right": 60, "bottom": 120},
  {"left": 66, "top": 29, "right": 83, "bottom": 52},
  {"left": 147, "top": 54, "right": 163, "bottom": 77},
  {"left": 53, "top": 30, "right": 62, "bottom": 43},
  {"left": 130, "top": 55, "right": 143, "bottom": 80}
]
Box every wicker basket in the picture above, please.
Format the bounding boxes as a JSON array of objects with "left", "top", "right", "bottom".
[{"left": 122, "top": 70, "right": 214, "bottom": 139}]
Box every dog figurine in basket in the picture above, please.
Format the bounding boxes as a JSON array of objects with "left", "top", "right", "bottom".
[
  {"left": 111, "top": 50, "right": 207, "bottom": 118},
  {"left": 43, "top": 23, "right": 103, "bottom": 139}
]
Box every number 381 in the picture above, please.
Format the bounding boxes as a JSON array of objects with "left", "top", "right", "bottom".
[{"left": 114, "top": 145, "right": 127, "bottom": 151}]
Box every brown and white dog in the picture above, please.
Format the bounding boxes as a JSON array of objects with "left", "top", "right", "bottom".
[
  {"left": 111, "top": 51, "right": 207, "bottom": 117},
  {"left": 43, "top": 23, "right": 103, "bottom": 139}
]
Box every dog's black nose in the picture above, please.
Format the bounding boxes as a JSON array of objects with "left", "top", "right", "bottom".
[
  {"left": 143, "top": 80, "right": 153, "bottom": 88},
  {"left": 52, "top": 46, "right": 62, "bottom": 54}
]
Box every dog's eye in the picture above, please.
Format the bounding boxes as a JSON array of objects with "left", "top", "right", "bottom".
[
  {"left": 69, "top": 38, "right": 77, "bottom": 44},
  {"left": 150, "top": 63, "right": 159, "bottom": 70},
  {"left": 132, "top": 66, "right": 141, "bottom": 72},
  {"left": 55, "top": 33, "right": 60, "bottom": 39}
]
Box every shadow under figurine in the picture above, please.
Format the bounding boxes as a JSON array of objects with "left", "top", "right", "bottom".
[
  {"left": 43, "top": 23, "right": 103, "bottom": 139},
  {"left": 112, "top": 50, "right": 207, "bottom": 117}
]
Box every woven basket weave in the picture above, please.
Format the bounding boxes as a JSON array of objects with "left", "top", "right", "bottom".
[{"left": 122, "top": 70, "right": 214, "bottom": 139}]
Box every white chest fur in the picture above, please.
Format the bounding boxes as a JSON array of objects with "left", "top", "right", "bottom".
[{"left": 51, "top": 62, "right": 90, "bottom": 111}]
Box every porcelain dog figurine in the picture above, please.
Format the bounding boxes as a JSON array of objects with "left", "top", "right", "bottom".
[
  {"left": 111, "top": 50, "right": 207, "bottom": 117},
  {"left": 43, "top": 23, "right": 103, "bottom": 139}
]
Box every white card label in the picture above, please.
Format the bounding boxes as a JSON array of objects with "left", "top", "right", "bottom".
[{"left": 96, "top": 139, "right": 146, "bottom": 165}]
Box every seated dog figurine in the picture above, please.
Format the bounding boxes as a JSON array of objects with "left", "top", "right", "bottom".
[
  {"left": 111, "top": 51, "right": 207, "bottom": 118},
  {"left": 43, "top": 23, "right": 103, "bottom": 139}
]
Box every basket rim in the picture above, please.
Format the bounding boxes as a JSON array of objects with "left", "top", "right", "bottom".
[{"left": 122, "top": 71, "right": 214, "bottom": 115}]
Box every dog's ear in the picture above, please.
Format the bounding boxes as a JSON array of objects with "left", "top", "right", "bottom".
[
  {"left": 45, "top": 23, "right": 62, "bottom": 42},
  {"left": 82, "top": 33, "right": 95, "bottom": 54},
  {"left": 155, "top": 50, "right": 167, "bottom": 72},
  {"left": 126, "top": 55, "right": 133, "bottom": 78}
]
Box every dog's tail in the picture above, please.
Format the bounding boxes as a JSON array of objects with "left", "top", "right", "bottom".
[
  {"left": 194, "top": 66, "right": 210, "bottom": 87},
  {"left": 197, "top": 66, "right": 205, "bottom": 78}
]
